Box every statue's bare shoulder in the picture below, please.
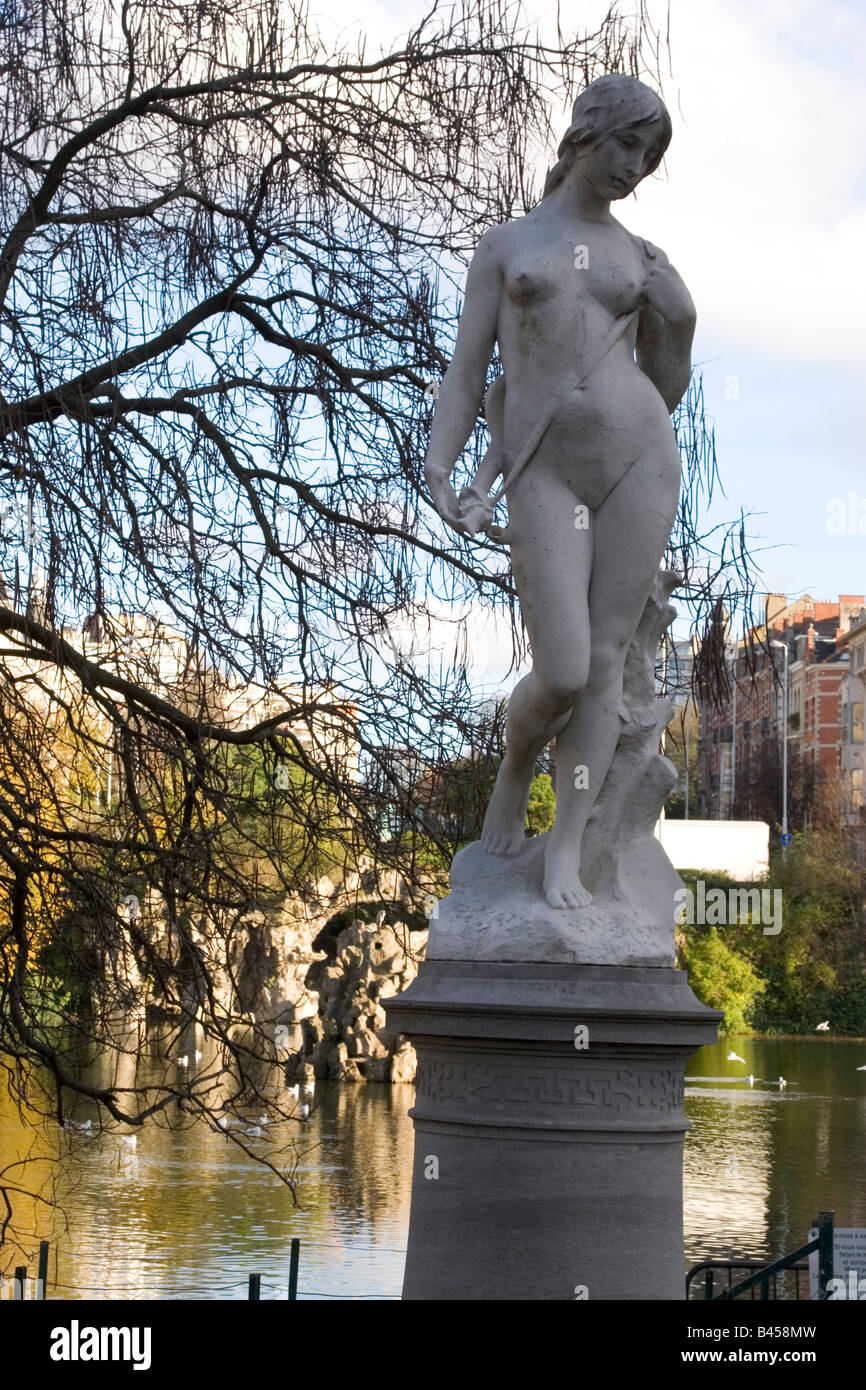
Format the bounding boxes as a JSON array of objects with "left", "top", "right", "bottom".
[
  {"left": 472, "top": 212, "right": 550, "bottom": 264},
  {"left": 617, "top": 220, "right": 670, "bottom": 269},
  {"left": 469, "top": 219, "right": 518, "bottom": 270}
]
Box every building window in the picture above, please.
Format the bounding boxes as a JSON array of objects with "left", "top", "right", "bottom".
[{"left": 853, "top": 768, "right": 863, "bottom": 813}]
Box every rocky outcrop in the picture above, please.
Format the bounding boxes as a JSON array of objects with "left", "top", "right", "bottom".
[
  {"left": 136, "top": 868, "right": 430, "bottom": 1083},
  {"left": 305, "top": 913, "right": 427, "bottom": 1083}
]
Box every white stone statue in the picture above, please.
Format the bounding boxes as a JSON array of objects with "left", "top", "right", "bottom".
[{"left": 424, "top": 75, "right": 696, "bottom": 961}]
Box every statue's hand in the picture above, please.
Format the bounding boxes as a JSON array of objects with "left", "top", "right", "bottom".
[
  {"left": 457, "top": 486, "right": 496, "bottom": 537},
  {"left": 641, "top": 260, "right": 696, "bottom": 327},
  {"left": 426, "top": 467, "right": 469, "bottom": 534}
]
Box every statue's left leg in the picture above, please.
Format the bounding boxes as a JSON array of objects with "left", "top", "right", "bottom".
[{"left": 544, "top": 442, "right": 680, "bottom": 909}]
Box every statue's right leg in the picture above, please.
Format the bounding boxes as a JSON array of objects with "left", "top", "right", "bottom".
[
  {"left": 480, "top": 670, "right": 572, "bottom": 855},
  {"left": 480, "top": 472, "right": 592, "bottom": 856}
]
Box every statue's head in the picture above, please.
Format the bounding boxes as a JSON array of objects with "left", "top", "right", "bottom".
[{"left": 544, "top": 74, "right": 671, "bottom": 200}]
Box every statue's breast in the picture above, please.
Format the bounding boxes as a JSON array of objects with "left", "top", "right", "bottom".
[
  {"left": 503, "top": 236, "right": 645, "bottom": 321},
  {"left": 504, "top": 261, "right": 560, "bottom": 306}
]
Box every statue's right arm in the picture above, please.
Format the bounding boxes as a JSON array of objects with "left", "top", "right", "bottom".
[{"left": 424, "top": 227, "right": 504, "bottom": 532}]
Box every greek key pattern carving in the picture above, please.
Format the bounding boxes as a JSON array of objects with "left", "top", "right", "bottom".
[{"left": 415, "top": 1060, "right": 683, "bottom": 1115}]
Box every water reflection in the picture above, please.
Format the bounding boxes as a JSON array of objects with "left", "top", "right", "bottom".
[
  {"left": 0, "top": 1068, "right": 414, "bottom": 1300},
  {"left": 1, "top": 1039, "right": 865, "bottom": 1298},
  {"left": 684, "top": 1039, "right": 866, "bottom": 1272}
]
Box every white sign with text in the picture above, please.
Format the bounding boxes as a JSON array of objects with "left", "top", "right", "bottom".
[{"left": 809, "top": 1227, "right": 866, "bottom": 1300}]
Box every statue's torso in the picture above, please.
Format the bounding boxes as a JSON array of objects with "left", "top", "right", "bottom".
[{"left": 494, "top": 209, "right": 676, "bottom": 507}]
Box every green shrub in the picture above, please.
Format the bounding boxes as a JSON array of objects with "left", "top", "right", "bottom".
[
  {"left": 526, "top": 773, "right": 556, "bottom": 835},
  {"left": 679, "top": 928, "right": 765, "bottom": 1034}
]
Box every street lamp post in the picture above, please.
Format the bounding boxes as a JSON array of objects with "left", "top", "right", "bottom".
[
  {"left": 770, "top": 639, "right": 789, "bottom": 848},
  {"left": 683, "top": 711, "right": 692, "bottom": 817},
  {"left": 731, "top": 659, "right": 737, "bottom": 816},
  {"left": 726, "top": 641, "right": 738, "bottom": 818}
]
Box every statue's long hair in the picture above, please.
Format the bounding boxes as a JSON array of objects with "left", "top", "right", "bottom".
[{"left": 542, "top": 74, "right": 672, "bottom": 200}]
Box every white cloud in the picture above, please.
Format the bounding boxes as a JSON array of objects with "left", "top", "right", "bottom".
[
  {"left": 386, "top": 591, "right": 524, "bottom": 689},
  {"left": 588, "top": 0, "right": 866, "bottom": 365}
]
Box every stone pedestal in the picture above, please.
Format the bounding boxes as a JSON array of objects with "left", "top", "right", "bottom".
[{"left": 384, "top": 960, "right": 720, "bottom": 1300}]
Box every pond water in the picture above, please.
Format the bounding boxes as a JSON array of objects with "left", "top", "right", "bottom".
[{"left": 2, "top": 1037, "right": 865, "bottom": 1299}]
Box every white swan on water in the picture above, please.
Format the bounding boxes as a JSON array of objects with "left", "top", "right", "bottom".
[{"left": 727, "top": 1051, "right": 746, "bottom": 1064}]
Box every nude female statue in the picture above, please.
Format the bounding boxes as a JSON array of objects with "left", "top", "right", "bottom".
[{"left": 424, "top": 74, "right": 696, "bottom": 911}]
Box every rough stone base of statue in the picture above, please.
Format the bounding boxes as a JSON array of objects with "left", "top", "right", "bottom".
[
  {"left": 429, "top": 826, "right": 678, "bottom": 965},
  {"left": 385, "top": 960, "right": 720, "bottom": 1300}
]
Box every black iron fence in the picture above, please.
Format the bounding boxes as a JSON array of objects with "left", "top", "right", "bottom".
[{"left": 686, "top": 1211, "right": 835, "bottom": 1300}]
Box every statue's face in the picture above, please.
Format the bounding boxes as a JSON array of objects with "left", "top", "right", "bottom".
[{"left": 577, "top": 125, "right": 662, "bottom": 200}]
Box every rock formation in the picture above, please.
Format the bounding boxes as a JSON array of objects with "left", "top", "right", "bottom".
[
  {"left": 135, "top": 870, "right": 429, "bottom": 1083},
  {"left": 306, "top": 913, "right": 426, "bottom": 1083}
]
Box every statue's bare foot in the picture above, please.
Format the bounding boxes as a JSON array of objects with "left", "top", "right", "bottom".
[
  {"left": 480, "top": 764, "right": 529, "bottom": 856},
  {"left": 544, "top": 838, "right": 593, "bottom": 909}
]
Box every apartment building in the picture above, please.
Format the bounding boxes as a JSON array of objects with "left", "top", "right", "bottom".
[
  {"left": 1, "top": 597, "right": 360, "bottom": 793},
  {"left": 697, "top": 593, "right": 863, "bottom": 826},
  {"left": 835, "top": 608, "right": 866, "bottom": 831}
]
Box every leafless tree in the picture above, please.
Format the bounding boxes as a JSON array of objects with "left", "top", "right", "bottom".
[{"left": 1, "top": 0, "right": 701, "bottom": 1255}]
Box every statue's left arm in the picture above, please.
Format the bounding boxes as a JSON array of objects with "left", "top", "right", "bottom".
[{"left": 635, "top": 250, "right": 696, "bottom": 413}]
